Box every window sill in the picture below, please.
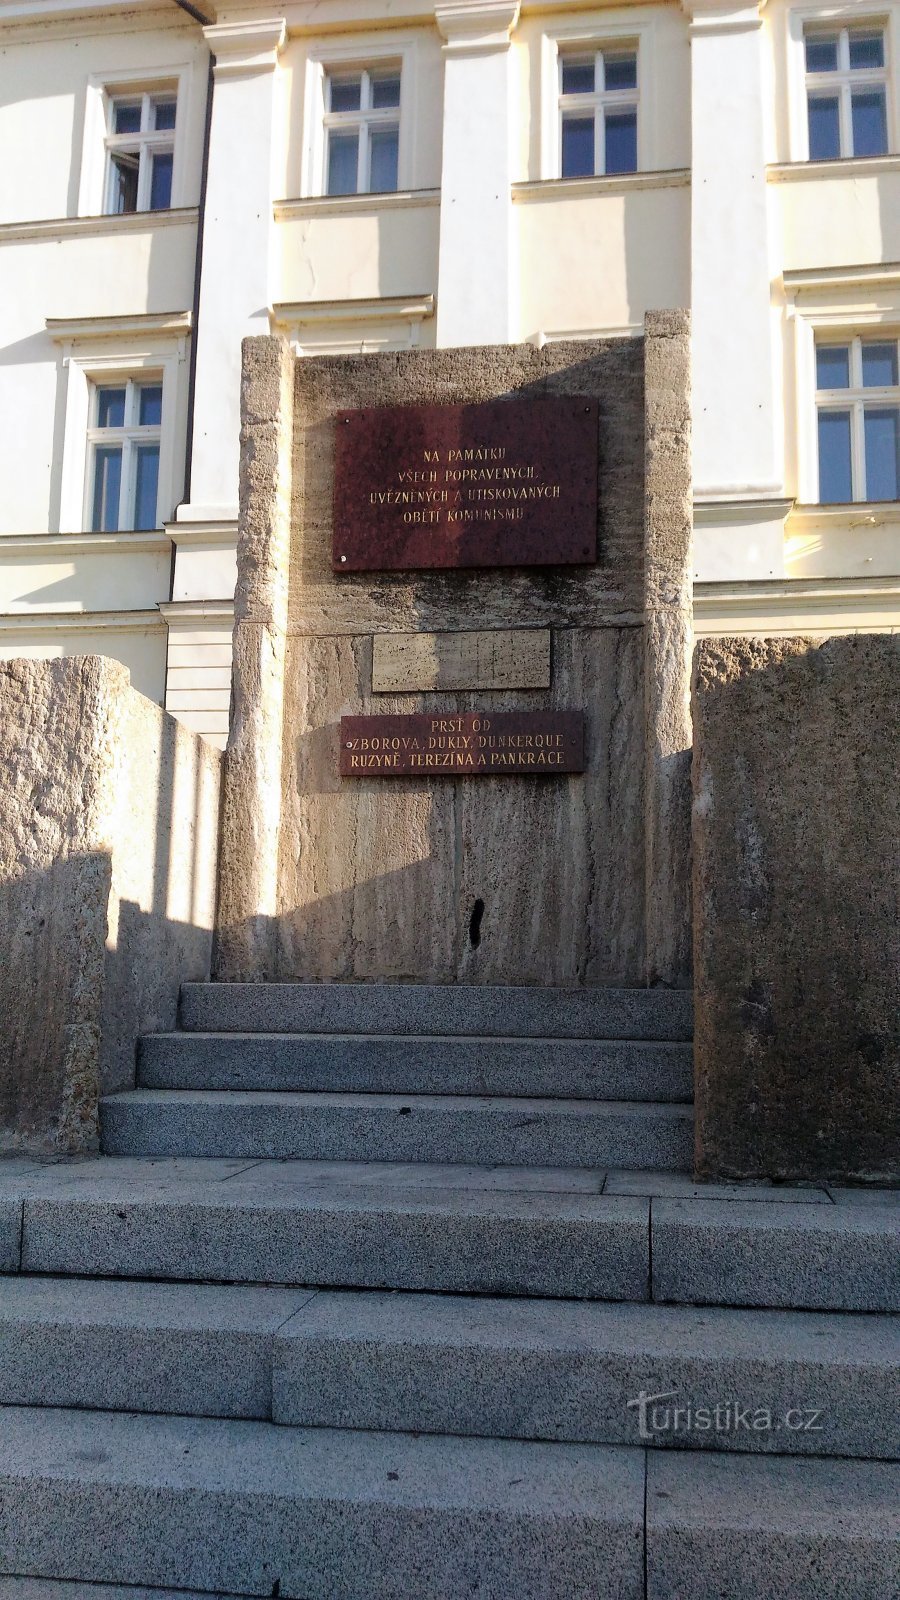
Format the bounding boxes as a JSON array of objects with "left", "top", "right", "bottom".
[
  {"left": 275, "top": 189, "right": 440, "bottom": 220},
  {"left": 768, "top": 154, "right": 900, "bottom": 182},
  {"left": 0, "top": 207, "right": 199, "bottom": 244},
  {"left": 790, "top": 501, "right": 900, "bottom": 525},
  {"left": 0, "top": 531, "right": 172, "bottom": 556},
  {"left": 513, "top": 169, "right": 690, "bottom": 201}
]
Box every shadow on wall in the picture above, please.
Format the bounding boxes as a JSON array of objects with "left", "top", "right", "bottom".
[
  {"left": 0, "top": 655, "right": 221, "bottom": 1156},
  {"left": 692, "top": 634, "right": 900, "bottom": 1184}
]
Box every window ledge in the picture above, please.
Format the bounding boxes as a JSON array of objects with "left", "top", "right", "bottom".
[
  {"left": 768, "top": 154, "right": 900, "bottom": 183},
  {"left": 0, "top": 608, "right": 165, "bottom": 633},
  {"left": 789, "top": 501, "right": 900, "bottom": 529},
  {"left": 0, "top": 207, "right": 198, "bottom": 244},
  {"left": 0, "top": 532, "right": 172, "bottom": 556},
  {"left": 275, "top": 190, "right": 440, "bottom": 221},
  {"left": 513, "top": 169, "right": 690, "bottom": 202},
  {"left": 271, "top": 294, "right": 435, "bottom": 328}
]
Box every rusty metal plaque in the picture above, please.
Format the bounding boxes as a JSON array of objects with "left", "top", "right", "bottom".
[
  {"left": 340, "top": 711, "right": 585, "bottom": 776},
  {"left": 332, "top": 398, "right": 598, "bottom": 571}
]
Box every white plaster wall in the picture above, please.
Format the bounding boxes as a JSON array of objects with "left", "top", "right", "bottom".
[
  {"left": 276, "top": 203, "right": 440, "bottom": 304},
  {"left": 0, "top": 624, "right": 166, "bottom": 701},
  {"left": 775, "top": 170, "right": 900, "bottom": 270},
  {"left": 0, "top": 539, "right": 171, "bottom": 612}
]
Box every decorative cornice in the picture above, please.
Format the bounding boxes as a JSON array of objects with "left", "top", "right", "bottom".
[
  {"left": 0, "top": 608, "right": 165, "bottom": 633},
  {"left": 769, "top": 153, "right": 900, "bottom": 183},
  {"left": 204, "top": 18, "right": 286, "bottom": 76},
  {"left": 275, "top": 189, "right": 441, "bottom": 221},
  {"left": 513, "top": 169, "right": 690, "bottom": 202},
  {"left": 159, "top": 600, "right": 235, "bottom": 623},
  {"left": 435, "top": 0, "right": 520, "bottom": 54},
  {"left": 0, "top": 207, "right": 198, "bottom": 246},
  {"left": 46, "top": 310, "right": 192, "bottom": 343},
  {"left": 164, "top": 520, "right": 238, "bottom": 546},
  {"left": 271, "top": 293, "right": 435, "bottom": 327},
  {"left": 783, "top": 262, "right": 900, "bottom": 295},
  {"left": 680, "top": 0, "right": 765, "bottom": 36}
]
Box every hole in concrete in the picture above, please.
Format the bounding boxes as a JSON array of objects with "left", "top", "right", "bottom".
[{"left": 469, "top": 898, "right": 485, "bottom": 948}]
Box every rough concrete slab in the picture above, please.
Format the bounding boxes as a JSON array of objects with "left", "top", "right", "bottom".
[
  {"left": 22, "top": 1180, "right": 650, "bottom": 1299},
  {"left": 0, "top": 1278, "right": 313, "bottom": 1419},
  {"left": 647, "top": 1451, "right": 900, "bottom": 1599},
  {"left": 273, "top": 1291, "right": 900, "bottom": 1459},
  {"left": 179, "top": 982, "right": 694, "bottom": 1041},
  {"left": 0, "top": 1406, "right": 645, "bottom": 1599},
  {"left": 0, "top": 1196, "right": 21, "bottom": 1272},
  {"left": 138, "top": 1033, "right": 694, "bottom": 1103},
  {"left": 225, "top": 1159, "right": 607, "bottom": 1194},
  {"left": 99, "top": 1089, "right": 694, "bottom": 1171},
  {"left": 653, "top": 1198, "right": 900, "bottom": 1311},
  {"left": 606, "top": 1171, "right": 831, "bottom": 1203}
]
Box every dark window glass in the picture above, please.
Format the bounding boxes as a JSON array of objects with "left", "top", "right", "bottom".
[
  {"left": 861, "top": 343, "right": 899, "bottom": 389},
  {"left": 808, "top": 94, "right": 841, "bottom": 159},
  {"left": 327, "top": 131, "right": 359, "bottom": 195},
  {"left": 816, "top": 345, "right": 850, "bottom": 390},
  {"left": 110, "top": 150, "right": 139, "bottom": 212},
  {"left": 805, "top": 35, "right": 838, "bottom": 72},
  {"left": 848, "top": 32, "right": 884, "bottom": 70},
  {"left": 91, "top": 446, "right": 122, "bottom": 532},
  {"left": 153, "top": 99, "right": 177, "bottom": 131},
  {"left": 133, "top": 444, "right": 160, "bottom": 530},
  {"left": 113, "top": 101, "right": 142, "bottom": 134},
  {"left": 561, "top": 59, "right": 594, "bottom": 96},
  {"left": 851, "top": 89, "right": 888, "bottom": 156},
  {"left": 561, "top": 115, "right": 594, "bottom": 178},
  {"left": 604, "top": 53, "right": 637, "bottom": 91},
  {"left": 97, "top": 387, "right": 126, "bottom": 428},
  {"left": 817, "top": 409, "right": 853, "bottom": 501},
  {"left": 369, "top": 127, "right": 399, "bottom": 192},
  {"left": 149, "top": 150, "right": 173, "bottom": 210},
  {"left": 864, "top": 408, "right": 899, "bottom": 500},
  {"left": 329, "top": 77, "right": 361, "bottom": 113},
  {"left": 371, "top": 75, "right": 401, "bottom": 109},
  {"left": 605, "top": 109, "right": 637, "bottom": 173},
  {"left": 138, "top": 385, "right": 163, "bottom": 427}
]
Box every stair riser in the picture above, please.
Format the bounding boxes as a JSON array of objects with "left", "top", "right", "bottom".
[
  {"left": 138, "top": 1036, "right": 694, "bottom": 1102},
  {"left": 100, "top": 1100, "right": 694, "bottom": 1171},
  {"left": 179, "top": 983, "right": 694, "bottom": 1041}
]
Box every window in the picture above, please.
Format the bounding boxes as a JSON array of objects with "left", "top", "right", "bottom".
[
  {"left": 323, "top": 67, "right": 401, "bottom": 195},
  {"left": 805, "top": 24, "right": 889, "bottom": 160},
  {"left": 88, "top": 378, "right": 163, "bottom": 531},
  {"left": 104, "top": 89, "right": 177, "bottom": 214},
  {"left": 816, "top": 336, "right": 900, "bottom": 502},
  {"left": 558, "top": 47, "right": 638, "bottom": 178}
]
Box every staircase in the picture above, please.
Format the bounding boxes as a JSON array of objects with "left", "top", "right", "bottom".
[{"left": 0, "top": 983, "right": 897, "bottom": 1599}]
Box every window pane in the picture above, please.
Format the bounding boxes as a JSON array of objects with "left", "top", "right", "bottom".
[
  {"left": 851, "top": 90, "right": 888, "bottom": 157},
  {"left": 808, "top": 95, "right": 841, "bottom": 160},
  {"left": 817, "top": 409, "right": 853, "bottom": 502},
  {"left": 113, "top": 100, "right": 142, "bottom": 134},
  {"left": 109, "top": 151, "right": 139, "bottom": 213},
  {"left": 561, "top": 115, "right": 595, "bottom": 178},
  {"left": 605, "top": 109, "right": 637, "bottom": 174},
  {"left": 604, "top": 53, "right": 637, "bottom": 91},
  {"left": 97, "top": 386, "right": 126, "bottom": 428},
  {"left": 327, "top": 131, "right": 359, "bottom": 195},
  {"left": 369, "top": 126, "right": 399, "bottom": 192},
  {"left": 133, "top": 444, "right": 160, "bottom": 530},
  {"left": 91, "top": 446, "right": 122, "bottom": 532},
  {"left": 153, "top": 98, "right": 177, "bottom": 131},
  {"left": 805, "top": 34, "right": 838, "bottom": 73},
  {"left": 371, "top": 75, "right": 401, "bottom": 109},
  {"left": 138, "top": 384, "right": 163, "bottom": 426},
  {"left": 848, "top": 32, "right": 884, "bottom": 70},
  {"left": 561, "top": 58, "right": 594, "bottom": 96},
  {"left": 864, "top": 409, "right": 899, "bottom": 501},
  {"left": 329, "top": 76, "right": 361, "bottom": 113},
  {"left": 149, "top": 150, "right": 173, "bottom": 210},
  {"left": 816, "top": 345, "right": 850, "bottom": 390},
  {"left": 861, "top": 343, "right": 899, "bottom": 389}
]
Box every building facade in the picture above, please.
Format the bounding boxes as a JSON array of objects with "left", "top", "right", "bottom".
[{"left": 0, "top": 0, "right": 898, "bottom": 745}]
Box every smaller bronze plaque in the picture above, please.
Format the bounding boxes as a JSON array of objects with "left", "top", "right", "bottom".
[
  {"left": 340, "top": 711, "right": 585, "bottom": 776},
  {"left": 333, "top": 398, "right": 598, "bottom": 571}
]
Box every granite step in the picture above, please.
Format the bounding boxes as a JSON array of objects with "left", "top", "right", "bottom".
[
  {"left": 271, "top": 1289, "right": 900, "bottom": 1460},
  {"left": 0, "top": 1585, "right": 245, "bottom": 1600},
  {"left": 0, "top": 1406, "right": 646, "bottom": 1600},
  {"left": 138, "top": 1032, "right": 694, "bottom": 1102},
  {"left": 179, "top": 981, "right": 694, "bottom": 1041},
  {"left": 99, "top": 1089, "right": 694, "bottom": 1169}
]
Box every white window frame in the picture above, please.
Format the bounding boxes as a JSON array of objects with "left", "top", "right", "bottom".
[
  {"left": 323, "top": 66, "right": 402, "bottom": 196},
  {"left": 557, "top": 45, "right": 639, "bottom": 179},
  {"left": 86, "top": 375, "right": 164, "bottom": 532},
  {"left": 104, "top": 88, "right": 178, "bottom": 215},
  {"left": 78, "top": 64, "right": 191, "bottom": 218},
  {"left": 804, "top": 19, "right": 891, "bottom": 159},
  {"left": 540, "top": 19, "right": 656, "bottom": 181},
  {"left": 302, "top": 37, "right": 418, "bottom": 199},
  {"left": 57, "top": 341, "right": 187, "bottom": 535},
  {"left": 814, "top": 333, "right": 900, "bottom": 502},
  {"left": 786, "top": 6, "right": 899, "bottom": 162}
]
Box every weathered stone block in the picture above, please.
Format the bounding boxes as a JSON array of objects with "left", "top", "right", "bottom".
[{"left": 371, "top": 629, "right": 551, "bottom": 693}]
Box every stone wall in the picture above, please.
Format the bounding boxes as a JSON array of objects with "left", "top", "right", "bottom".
[
  {"left": 0, "top": 657, "right": 221, "bottom": 1154},
  {"left": 692, "top": 635, "right": 899, "bottom": 1182},
  {"left": 215, "top": 318, "right": 693, "bottom": 987}
]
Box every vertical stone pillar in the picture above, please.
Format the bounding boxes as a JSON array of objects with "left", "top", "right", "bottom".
[
  {"left": 182, "top": 19, "right": 286, "bottom": 523},
  {"left": 434, "top": 0, "right": 520, "bottom": 347},
  {"left": 644, "top": 310, "right": 693, "bottom": 987},
  {"left": 682, "top": 0, "right": 778, "bottom": 501},
  {"left": 214, "top": 336, "right": 293, "bottom": 980}
]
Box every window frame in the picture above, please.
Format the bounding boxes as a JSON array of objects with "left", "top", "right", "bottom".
[
  {"left": 322, "top": 66, "right": 402, "bottom": 196},
  {"left": 786, "top": 5, "right": 898, "bottom": 164},
  {"left": 104, "top": 88, "right": 178, "bottom": 215},
  {"left": 557, "top": 45, "right": 639, "bottom": 180},
  {"left": 77, "top": 65, "right": 191, "bottom": 219},
  {"left": 302, "top": 38, "right": 418, "bottom": 200},
  {"left": 815, "top": 332, "right": 900, "bottom": 502},
  {"left": 540, "top": 19, "right": 656, "bottom": 182},
  {"left": 804, "top": 20, "right": 891, "bottom": 160},
  {"left": 86, "top": 374, "right": 165, "bottom": 532}
]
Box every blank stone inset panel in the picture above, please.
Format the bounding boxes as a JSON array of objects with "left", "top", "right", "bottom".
[{"left": 372, "top": 630, "right": 551, "bottom": 693}]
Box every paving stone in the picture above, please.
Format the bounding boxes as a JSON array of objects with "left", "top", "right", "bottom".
[
  {"left": 0, "top": 1196, "right": 21, "bottom": 1273},
  {"left": 225, "top": 1159, "right": 607, "bottom": 1194},
  {"left": 606, "top": 1171, "right": 831, "bottom": 1203},
  {"left": 827, "top": 1186, "right": 900, "bottom": 1208}
]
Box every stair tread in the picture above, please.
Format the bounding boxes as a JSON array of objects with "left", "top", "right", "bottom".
[{"left": 103, "top": 1088, "right": 694, "bottom": 1115}]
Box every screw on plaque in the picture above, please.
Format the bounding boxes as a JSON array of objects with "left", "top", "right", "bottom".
[{"left": 340, "top": 555, "right": 347, "bottom": 563}]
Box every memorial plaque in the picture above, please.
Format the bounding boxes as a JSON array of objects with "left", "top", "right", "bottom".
[
  {"left": 340, "top": 711, "right": 584, "bottom": 776},
  {"left": 333, "top": 398, "right": 598, "bottom": 571}
]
